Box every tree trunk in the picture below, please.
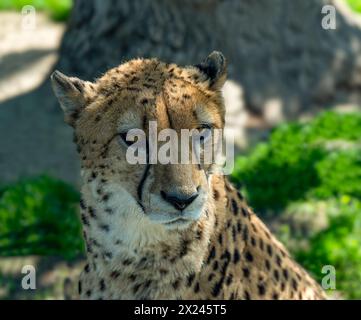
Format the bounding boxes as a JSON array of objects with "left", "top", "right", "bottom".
[{"left": 57, "top": 0, "right": 361, "bottom": 123}]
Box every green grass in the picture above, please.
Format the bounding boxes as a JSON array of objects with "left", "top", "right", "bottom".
[
  {"left": 0, "top": 0, "right": 72, "bottom": 21},
  {"left": 0, "top": 175, "right": 84, "bottom": 259}
]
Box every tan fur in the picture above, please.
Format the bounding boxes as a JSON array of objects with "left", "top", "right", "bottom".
[{"left": 52, "top": 54, "right": 326, "bottom": 300}]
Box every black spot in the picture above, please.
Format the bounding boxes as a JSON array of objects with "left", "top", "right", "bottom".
[
  {"left": 226, "top": 274, "right": 233, "bottom": 286},
  {"left": 272, "top": 292, "right": 279, "bottom": 300},
  {"left": 237, "top": 190, "right": 243, "bottom": 200},
  {"left": 211, "top": 280, "right": 223, "bottom": 297},
  {"left": 89, "top": 207, "right": 96, "bottom": 218},
  {"left": 172, "top": 280, "right": 180, "bottom": 290},
  {"left": 86, "top": 290, "right": 91, "bottom": 297},
  {"left": 213, "top": 189, "right": 220, "bottom": 201},
  {"left": 258, "top": 284, "right": 266, "bottom": 296},
  {"left": 233, "top": 249, "right": 240, "bottom": 264},
  {"left": 110, "top": 270, "right": 120, "bottom": 279},
  {"left": 267, "top": 244, "right": 273, "bottom": 257},
  {"left": 133, "top": 284, "right": 141, "bottom": 294},
  {"left": 232, "top": 225, "right": 237, "bottom": 241},
  {"left": 242, "top": 225, "right": 249, "bottom": 242},
  {"left": 276, "top": 254, "right": 282, "bottom": 266},
  {"left": 179, "top": 239, "right": 190, "bottom": 257},
  {"left": 99, "top": 224, "right": 110, "bottom": 232},
  {"left": 102, "top": 194, "right": 110, "bottom": 201},
  {"left": 292, "top": 278, "right": 298, "bottom": 291},
  {"left": 100, "top": 279, "right": 106, "bottom": 291},
  {"left": 259, "top": 238, "right": 264, "bottom": 250},
  {"left": 244, "top": 290, "right": 251, "bottom": 300},
  {"left": 140, "top": 98, "right": 148, "bottom": 105},
  {"left": 84, "top": 264, "right": 90, "bottom": 273},
  {"left": 283, "top": 268, "right": 289, "bottom": 280},
  {"left": 208, "top": 273, "right": 215, "bottom": 281},
  {"left": 251, "top": 237, "right": 256, "bottom": 246},
  {"left": 103, "top": 252, "right": 113, "bottom": 259},
  {"left": 78, "top": 281, "right": 82, "bottom": 294},
  {"left": 245, "top": 251, "right": 253, "bottom": 262},
  {"left": 231, "top": 199, "right": 238, "bottom": 215},
  {"left": 81, "top": 214, "right": 90, "bottom": 226},
  {"left": 86, "top": 242, "right": 93, "bottom": 253},
  {"left": 182, "top": 93, "right": 191, "bottom": 99},
  {"left": 123, "top": 259, "right": 132, "bottom": 266},
  {"left": 241, "top": 207, "right": 249, "bottom": 217},
  {"left": 226, "top": 219, "right": 232, "bottom": 229},
  {"left": 218, "top": 233, "right": 223, "bottom": 245},
  {"left": 213, "top": 260, "right": 219, "bottom": 271},
  {"left": 242, "top": 268, "right": 250, "bottom": 278},
  {"left": 187, "top": 273, "right": 195, "bottom": 287},
  {"left": 80, "top": 199, "right": 86, "bottom": 210},
  {"left": 196, "top": 229, "right": 203, "bottom": 240},
  {"left": 194, "top": 282, "right": 200, "bottom": 293},
  {"left": 206, "top": 246, "right": 216, "bottom": 264}
]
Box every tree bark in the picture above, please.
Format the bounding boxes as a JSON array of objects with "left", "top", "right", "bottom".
[{"left": 57, "top": 0, "right": 361, "bottom": 121}]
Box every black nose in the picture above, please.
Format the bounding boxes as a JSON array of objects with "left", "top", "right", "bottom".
[{"left": 160, "top": 190, "right": 199, "bottom": 211}]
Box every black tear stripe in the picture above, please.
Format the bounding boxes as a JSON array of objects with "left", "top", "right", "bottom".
[
  {"left": 137, "top": 163, "right": 151, "bottom": 202},
  {"left": 137, "top": 139, "right": 151, "bottom": 210}
]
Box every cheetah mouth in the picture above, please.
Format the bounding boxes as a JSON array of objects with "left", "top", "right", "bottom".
[{"left": 161, "top": 217, "right": 192, "bottom": 229}]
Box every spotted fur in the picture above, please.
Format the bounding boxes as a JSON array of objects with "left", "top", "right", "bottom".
[{"left": 51, "top": 52, "right": 326, "bottom": 300}]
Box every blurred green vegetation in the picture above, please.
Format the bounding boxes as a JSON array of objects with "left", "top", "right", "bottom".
[
  {"left": 348, "top": 0, "right": 361, "bottom": 13},
  {"left": 296, "top": 197, "right": 361, "bottom": 299},
  {"left": 232, "top": 111, "right": 361, "bottom": 212},
  {"left": 232, "top": 111, "right": 361, "bottom": 299},
  {"left": 0, "top": 175, "right": 84, "bottom": 259},
  {"left": 0, "top": 0, "right": 72, "bottom": 21}
]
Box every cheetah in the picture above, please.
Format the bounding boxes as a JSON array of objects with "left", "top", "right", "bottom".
[{"left": 51, "top": 52, "right": 326, "bottom": 300}]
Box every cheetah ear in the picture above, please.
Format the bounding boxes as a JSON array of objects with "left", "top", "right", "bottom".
[
  {"left": 50, "top": 70, "right": 89, "bottom": 126},
  {"left": 195, "top": 51, "right": 227, "bottom": 90}
]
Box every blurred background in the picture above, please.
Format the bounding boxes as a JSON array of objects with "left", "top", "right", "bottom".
[{"left": 0, "top": 0, "right": 361, "bottom": 299}]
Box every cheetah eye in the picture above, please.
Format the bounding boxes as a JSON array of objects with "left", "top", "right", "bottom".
[
  {"left": 195, "top": 123, "right": 213, "bottom": 142},
  {"left": 198, "top": 123, "right": 213, "bottom": 131}
]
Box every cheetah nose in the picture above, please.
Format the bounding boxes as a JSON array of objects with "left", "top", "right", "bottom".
[{"left": 160, "top": 190, "right": 199, "bottom": 211}]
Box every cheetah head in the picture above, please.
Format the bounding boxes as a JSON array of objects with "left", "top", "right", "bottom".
[{"left": 51, "top": 52, "right": 227, "bottom": 232}]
